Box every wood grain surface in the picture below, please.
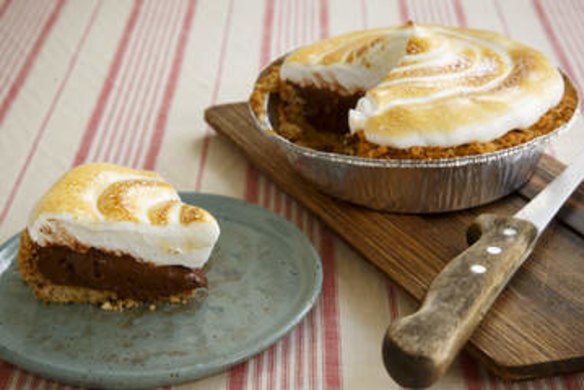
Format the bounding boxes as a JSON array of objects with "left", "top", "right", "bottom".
[{"left": 205, "top": 102, "right": 584, "bottom": 380}]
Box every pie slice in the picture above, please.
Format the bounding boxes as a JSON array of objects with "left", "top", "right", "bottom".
[{"left": 18, "top": 163, "right": 220, "bottom": 310}]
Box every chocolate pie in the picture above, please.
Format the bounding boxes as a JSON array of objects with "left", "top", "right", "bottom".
[
  {"left": 251, "top": 22, "right": 577, "bottom": 159},
  {"left": 18, "top": 163, "right": 220, "bottom": 310}
]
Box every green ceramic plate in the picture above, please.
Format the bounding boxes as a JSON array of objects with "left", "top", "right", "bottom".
[{"left": 0, "top": 193, "right": 322, "bottom": 389}]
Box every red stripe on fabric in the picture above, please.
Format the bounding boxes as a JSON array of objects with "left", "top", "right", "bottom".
[
  {"left": 102, "top": 0, "right": 167, "bottom": 163},
  {"left": 118, "top": 0, "right": 180, "bottom": 166},
  {"left": 532, "top": 0, "right": 579, "bottom": 89},
  {"left": 398, "top": 0, "right": 409, "bottom": 23},
  {"left": 0, "top": 0, "right": 102, "bottom": 226},
  {"left": 452, "top": 0, "right": 467, "bottom": 27},
  {"left": 245, "top": 169, "right": 260, "bottom": 204},
  {"left": 560, "top": 373, "right": 582, "bottom": 390},
  {"left": 320, "top": 228, "right": 342, "bottom": 390},
  {"left": 0, "top": 0, "right": 12, "bottom": 19},
  {"left": 0, "top": 0, "right": 65, "bottom": 124},
  {"left": 73, "top": 0, "right": 143, "bottom": 166},
  {"left": 318, "top": 0, "right": 329, "bottom": 39},
  {"left": 143, "top": 0, "right": 196, "bottom": 169},
  {"left": 228, "top": 364, "right": 248, "bottom": 390},
  {"left": 194, "top": 0, "right": 235, "bottom": 189},
  {"left": 0, "top": 361, "right": 13, "bottom": 388}
]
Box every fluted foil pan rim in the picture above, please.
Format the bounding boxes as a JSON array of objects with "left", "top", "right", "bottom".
[{"left": 248, "top": 55, "right": 579, "bottom": 212}]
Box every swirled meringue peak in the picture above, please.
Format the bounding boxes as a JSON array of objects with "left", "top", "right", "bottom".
[{"left": 281, "top": 23, "right": 565, "bottom": 149}]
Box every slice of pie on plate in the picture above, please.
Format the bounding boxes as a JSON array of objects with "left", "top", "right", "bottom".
[{"left": 18, "top": 163, "right": 220, "bottom": 311}]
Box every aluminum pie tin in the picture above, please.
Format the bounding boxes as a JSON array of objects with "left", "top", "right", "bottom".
[{"left": 249, "top": 61, "right": 579, "bottom": 213}]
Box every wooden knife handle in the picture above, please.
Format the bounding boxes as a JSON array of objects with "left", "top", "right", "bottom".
[{"left": 382, "top": 214, "right": 539, "bottom": 388}]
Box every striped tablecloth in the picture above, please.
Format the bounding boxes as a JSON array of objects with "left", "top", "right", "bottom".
[{"left": 0, "top": 1, "right": 583, "bottom": 389}]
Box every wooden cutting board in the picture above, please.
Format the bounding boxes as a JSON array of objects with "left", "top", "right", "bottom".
[{"left": 205, "top": 102, "right": 584, "bottom": 381}]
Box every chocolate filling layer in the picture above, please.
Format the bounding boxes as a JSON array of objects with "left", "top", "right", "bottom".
[
  {"left": 290, "top": 83, "right": 363, "bottom": 134},
  {"left": 33, "top": 242, "right": 207, "bottom": 301}
]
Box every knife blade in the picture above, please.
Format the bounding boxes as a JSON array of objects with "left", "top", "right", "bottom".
[
  {"left": 382, "top": 148, "right": 584, "bottom": 388},
  {"left": 515, "top": 149, "right": 584, "bottom": 232}
]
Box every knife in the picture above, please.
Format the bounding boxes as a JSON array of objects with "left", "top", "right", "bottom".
[{"left": 382, "top": 148, "right": 584, "bottom": 388}]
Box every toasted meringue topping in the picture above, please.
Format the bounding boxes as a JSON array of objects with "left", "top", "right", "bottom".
[
  {"left": 281, "top": 27, "right": 411, "bottom": 94},
  {"left": 28, "top": 163, "right": 220, "bottom": 268},
  {"left": 280, "top": 23, "right": 565, "bottom": 149}
]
